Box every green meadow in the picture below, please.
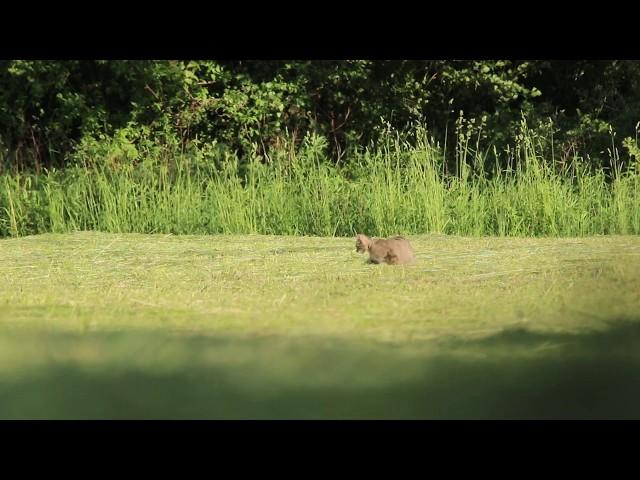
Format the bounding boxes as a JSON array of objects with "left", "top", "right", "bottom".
[{"left": 1, "top": 232, "right": 638, "bottom": 419}]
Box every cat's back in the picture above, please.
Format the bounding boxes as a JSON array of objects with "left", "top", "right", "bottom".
[{"left": 376, "top": 235, "right": 416, "bottom": 264}]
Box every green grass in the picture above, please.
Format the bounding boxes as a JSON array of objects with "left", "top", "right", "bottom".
[
  {"left": 2, "top": 124, "right": 639, "bottom": 238},
  {"left": 1, "top": 232, "right": 639, "bottom": 419}
]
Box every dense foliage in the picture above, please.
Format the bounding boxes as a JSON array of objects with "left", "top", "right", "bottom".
[{"left": 1, "top": 60, "right": 639, "bottom": 172}]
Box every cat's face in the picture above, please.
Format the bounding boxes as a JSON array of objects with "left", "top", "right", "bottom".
[{"left": 355, "top": 234, "right": 369, "bottom": 253}]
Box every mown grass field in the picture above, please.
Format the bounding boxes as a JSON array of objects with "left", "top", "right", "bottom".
[{"left": 1, "top": 232, "right": 640, "bottom": 419}]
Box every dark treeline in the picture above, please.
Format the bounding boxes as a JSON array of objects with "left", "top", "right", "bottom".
[{"left": 1, "top": 60, "right": 639, "bottom": 172}]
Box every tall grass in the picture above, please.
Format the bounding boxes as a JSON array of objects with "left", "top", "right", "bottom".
[{"left": 1, "top": 121, "right": 639, "bottom": 238}]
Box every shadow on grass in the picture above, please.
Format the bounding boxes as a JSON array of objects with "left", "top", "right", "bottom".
[{"left": 1, "top": 318, "right": 640, "bottom": 419}]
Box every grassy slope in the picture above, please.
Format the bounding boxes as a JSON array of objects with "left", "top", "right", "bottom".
[{"left": 1, "top": 232, "right": 639, "bottom": 418}]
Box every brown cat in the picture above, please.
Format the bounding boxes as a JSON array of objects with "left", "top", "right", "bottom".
[{"left": 355, "top": 233, "right": 416, "bottom": 265}]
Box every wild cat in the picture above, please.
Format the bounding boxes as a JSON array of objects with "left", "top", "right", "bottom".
[{"left": 355, "top": 233, "right": 416, "bottom": 265}]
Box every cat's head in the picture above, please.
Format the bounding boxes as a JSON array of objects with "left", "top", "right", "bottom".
[{"left": 355, "top": 234, "right": 370, "bottom": 253}]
